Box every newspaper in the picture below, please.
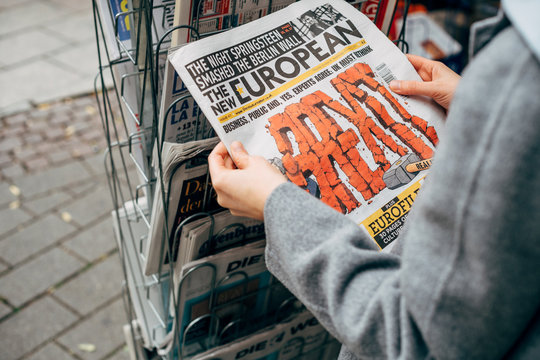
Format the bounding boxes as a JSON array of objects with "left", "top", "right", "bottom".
[
  {"left": 171, "top": 0, "right": 297, "bottom": 46},
  {"left": 360, "top": 0, "right": 398, "bottom": 35},
  {"left": 170, "top": 0, "right": 445, "bottom": 251},
  {"left": 191, "top": 310, "right": 340, "bottom": 360},
  {"left": 144, "top": 137, "right": 221, "bottom": 275},
  {"left": 158, "top": 45, "right": 216, "bottom": 146},
  {"left": 96, "top": 0, "right": 176, "bottom": 60},
  {"left": 110, "top": 61, "right": 150, "bottom": 186},
  {"left": 170, "top": 241, "right": 293, "bottom": 357},
  {"left": 175, "top": 210, "right": 265, "bottom": 272},
  {"left": 396, "top": 12, "right": 462, "bottom": 60}
]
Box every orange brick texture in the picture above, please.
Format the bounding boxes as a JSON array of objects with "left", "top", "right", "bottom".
[{"left": 266, "top": 63, "right": 439, "bottom": 214}]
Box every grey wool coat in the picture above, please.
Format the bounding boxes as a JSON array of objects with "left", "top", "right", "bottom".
[{"left": 263, "top": 2, "right": 540, "bottom": 359}]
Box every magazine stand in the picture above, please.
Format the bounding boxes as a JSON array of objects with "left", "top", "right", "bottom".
[{"left": 92, "top": 1, "right": 411, "bottom": 359}]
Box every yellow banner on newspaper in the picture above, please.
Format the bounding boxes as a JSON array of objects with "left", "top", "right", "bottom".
[
  {"left": 218, "top": 39, "right": 367, "bottom": 123},
  {"left": 362, "top": 177, "right": 424, "bottom": 250}
]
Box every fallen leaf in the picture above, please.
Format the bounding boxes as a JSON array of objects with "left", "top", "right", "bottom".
[
  {"left": 37, "top": 103, "right": 51, "bottom": 111},
  {"left": 61, "top": 212, "right": 72, "bottom": 223},
  {"left": 78, "top": 343, "right": 96, "bottom": 352},
  {"left": 9, "top": 185, "right": 21, "bottom": 197},
  {"left": 65, "top": 126, "right": 75, "bottom": 137},
  {"left": 85, "top": 105, "right": 97, "bottom": 115}
]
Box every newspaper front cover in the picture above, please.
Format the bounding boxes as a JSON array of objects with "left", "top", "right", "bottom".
[{"left": 170, "top": 0, "right": 445, "bottom": 251}]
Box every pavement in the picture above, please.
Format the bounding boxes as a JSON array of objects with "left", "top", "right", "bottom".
[
  {"left": 0, "top": 0, "right": 112, "bottom": 117},
  {"left": 0, "top": 1, "right": 134, "bottom": 359}
]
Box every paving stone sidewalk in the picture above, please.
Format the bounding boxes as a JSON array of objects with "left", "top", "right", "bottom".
[
  {"left": 0, "top": 0, "right": 112, "bottom": 116},
  {"left": 0, "top": 93, "right": 137, "bottom": 360}
]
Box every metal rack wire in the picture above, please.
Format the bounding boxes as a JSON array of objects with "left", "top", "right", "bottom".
[{"left": 92, "top": 1, "right": 410, "bottom": 359}]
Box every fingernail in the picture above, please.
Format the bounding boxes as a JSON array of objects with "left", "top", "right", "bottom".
[
  {"left": 389, "top": 80, "right": 400, "bottom": 90},
  {"left": 231, "top": 141, "right": 243, "bottom": 153}
]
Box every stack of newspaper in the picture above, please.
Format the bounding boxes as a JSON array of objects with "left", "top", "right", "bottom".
[
  {"left": 190, "top": 310, "right": 341, "bottom": 360},
  {"left": 157, "top": 45, "right": 216, "bottom": 147},
  {"left": 170, "top": 241, "right": 295, "bottom": 357},
  {"left": 144, "top": 137, "right": 220, "bottom": 276},
  {"left": 96, "top": 0, "right": 176, "bottom": 60},
  {"left": 96, "top": 0, "right": 179, "bottom": 192},
  {"left": 171, "top": 0, "right": 297, "bottom": 45},
  {"left": 175, "top": 210, "right": 265, "bottom": 269}
]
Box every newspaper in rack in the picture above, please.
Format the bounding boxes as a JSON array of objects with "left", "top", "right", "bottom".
[
  {"left": 96, "top": 0, "right": 176, "bottom": 60},
  {"left": 359, "top": 0, "right": 398, "bottom": 35},
  {"left": 174, "top": 210, "right": 265, "bottom": 273},
  {"left": 170, "top": 0, "right": 445, "bottom": 251},
  {"left": 171, "top": 0, "right": 297, "bottom": 45},
  {"left": 172, "top": 242, "right": 291, "bottom": 357},
  {"left": 158, "top": 45, "right": 215, "bottom": 146},
  {"left": 166, "top": 240, "right": 295, "bottom": 357},
  {"left": 396, "top": 12, "right": 462, "bottom": 61},
  {"left": 190, "top": 310, "right": 340, "bottom": 360},
  {"left": 144, "top": 137, "right": 221, "bottom": 275}
]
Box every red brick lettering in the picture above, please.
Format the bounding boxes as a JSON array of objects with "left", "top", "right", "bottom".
[{"left": 266, "top": 63, "right": 438, "bottom": 213}]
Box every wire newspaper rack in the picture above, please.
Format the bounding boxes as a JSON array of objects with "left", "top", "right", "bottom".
[{"left": 92, "top": 1, "right": 410, "bottom": 359}]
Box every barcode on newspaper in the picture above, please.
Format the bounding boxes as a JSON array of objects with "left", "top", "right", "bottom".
[{"left": 375, "top": 63, "right": 396, "bottom": 85}]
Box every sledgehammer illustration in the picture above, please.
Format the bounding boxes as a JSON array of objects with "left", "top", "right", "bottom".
[
  {"left": 406, "top": 158, "right": 432, "bottom": 173},
  {"left": 383, "top": 153, "right": 431, "bottom": 190}
]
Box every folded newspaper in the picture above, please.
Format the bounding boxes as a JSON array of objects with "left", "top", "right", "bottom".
[
  {"left": 169, "top": 0, "right": 445, "bottom": 251},
  {"left": 190, "top": 310, "right": 340, "bottom": 360},
  {"left": 158, "top": 45, "right": 216, "bottom": 146},
  {"left": 144, "top": 137, "right": 221, "bottom": 275},
  {"left": 174, "top": 210, "right": 265, "bottom": 272},
  {"left": 171, "top": 241, "right": 293, "bottom": 357}
]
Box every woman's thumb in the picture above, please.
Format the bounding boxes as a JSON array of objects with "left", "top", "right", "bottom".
[
  {"left": 230, "top": 141, "right": 250, "bottom": 169},
  {"left": 390, "top": 80, "right": 434, "bottom": 97}
]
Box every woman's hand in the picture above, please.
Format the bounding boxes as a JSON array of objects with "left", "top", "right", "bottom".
[
  {"left": 390, "top": 54, "right": 461, "bottom": 110},
  {"left": 208, "top": 141, "right": 287, "bottom": 220}
]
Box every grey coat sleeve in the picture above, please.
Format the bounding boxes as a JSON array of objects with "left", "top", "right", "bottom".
[
  {"left": 264, "top": 183, "right": 427, "bottom": 359},
  {"left": 263, "top": 26, "right": 540, "bottom": 360}
]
